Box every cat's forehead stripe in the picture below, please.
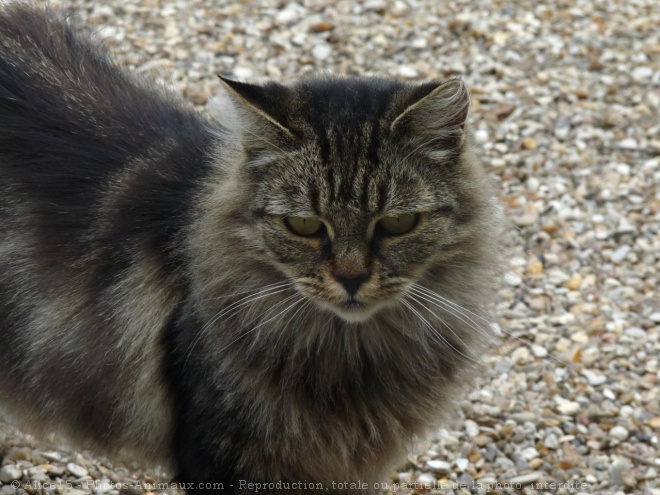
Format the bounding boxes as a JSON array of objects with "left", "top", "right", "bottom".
[
  {"left": 299, "top": 77, "right": 400, "bottom": 128},
  {"left": 284, "top": 78, "right": 427, "bottom": 214},
  {"left": 310, "top": 120, "right": 386, "bottom": 210}
]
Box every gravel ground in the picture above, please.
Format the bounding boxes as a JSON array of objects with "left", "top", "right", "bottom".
[{"left": 1, "top": 0, "right": 659, "bottom": 494}]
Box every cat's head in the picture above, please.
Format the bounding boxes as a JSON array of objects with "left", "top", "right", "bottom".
[{"left": 207, "top": 75, "right": 496, "bottom": 324}]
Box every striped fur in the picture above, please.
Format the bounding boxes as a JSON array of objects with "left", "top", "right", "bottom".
[{"left": 0, "top": 3, "right": 505, "bottom": 494}]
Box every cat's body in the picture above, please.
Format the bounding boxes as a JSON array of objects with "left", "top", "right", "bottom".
[{"left": 0, "top": 3, "right": 504, "bottom": 494}]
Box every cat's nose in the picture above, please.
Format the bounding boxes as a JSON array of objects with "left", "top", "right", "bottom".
[{"left": 333, "top": 271, "right": 370, "bottom": 297}]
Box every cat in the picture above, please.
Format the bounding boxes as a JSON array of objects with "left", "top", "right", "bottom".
[{"left": 0, "top": 2, "right": 504, "bottom": 494}]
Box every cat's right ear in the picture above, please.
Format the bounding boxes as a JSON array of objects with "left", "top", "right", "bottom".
[
  {"left": 216, "top": 76, "right": 298, "bottom": 145},
  {"left": 390, "top": 78, "right": 470, "bottom": 150}
]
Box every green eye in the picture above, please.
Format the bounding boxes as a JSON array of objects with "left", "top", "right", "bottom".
[
  {"left": 284, "top": 216, "right": 324, "bottom": 237},
  {"left": 377, "top": 213, "right": 419, "bottom": 236}
]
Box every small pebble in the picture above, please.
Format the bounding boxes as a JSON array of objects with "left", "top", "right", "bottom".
[
  {"left": 610, "top": 460, "right": 633, "bottom": 486},
  {"left": 609, "top": 425, "right": 629, "bottom": 442},
  {"left": 474, "top": 129, "right": 489, "bottom": 144},
  {"left": 40, "top": 451, "right": 63, "bottom": 462},
  {"left": 566, "top": 274, "right": 582, "bottom": 290},
  {"left": 582, "top": 369, "right": 607, "bottom": 386},
  {"left": 610, "top": 245, "right": 631, "bottom": 263},
  {"left": 26, "top": 467, "right": 48, "bottom": 481},
  {"left": 513, "top": 213, "right": 538, "bottom": 227},
  {"left": 416, "top": 472, "right": 436, "bottom": 484},
  {"left": 311, "top": 44, "right": 331, "bottom": 60},
  {"left": 0, "top": 465, "right": 23, "bottom": 483},
  {"left": 509, "top": 472, "right": 542, "bottom": 484},
  {"left": 521, "top": 447, "right": 540, "bottom": 461},
  {"left": 531, "top": 345, "right": 548, "bottom": 358},
  {"left": 464, "top": 419, "right": 479, "bottom": 437},
  {"left": 643, "top": 467, "right": 658, "bottom": 480},
  {"left": 398, "top": 472, "right": 412, "bottom": 484},
  {"left": 41, "top": 464, "right": 65, "bottom": 476},
  {"left": 232, "top": 67, "right": 253, "bottom": 79},
  {"left": 66, "top": 462, "right": 89, "bottom": 478},
  {"left": 631, "top": 66, "right": 654, "bottom": 82},
  {"left": 521, "top": 137, "right": 537, "bottom": 150},
  {"left": 426, "top": 460, "right": 451, "bottom": 473},
  {"left": 511, "top": 412, "right": 537, "bottom": 423},
  {"left": 624, "top": 327, "right": 646, "bottom": 339},
  {"left": 543, "top": 433, "right": 559, "bottom": 449},
  {"left": 398, "top": 65, "right": 419, "bottom": 78},
  {"left": 504, "top": 272, "right": 522, "bottom": 286},
  {"left": 93, "top": 478, "right": 114, "bottom": 494},
  {"left": 511, "top": 346, "right": 530, "bottom": 364},
  {"left": 556, "top": 398, "right": 581, "bottom": 416},
  {"left": 456, "top": 472, "right": 473, "bottom": 485}
]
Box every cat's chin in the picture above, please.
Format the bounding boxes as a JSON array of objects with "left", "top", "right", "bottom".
[{"left": 320, "top": 300, "right": 383, "bottom": 324}]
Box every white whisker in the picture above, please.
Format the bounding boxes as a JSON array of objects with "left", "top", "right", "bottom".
[
  {"left": 411, "top": 284, "right": 578, "bottom": 370},
  {"left": 183, "top": 284, "right": 292, "bottom": 367},
  {"left": 406, "top": 295, "right": 482, "bottom": 364},
  {"left": 214, "top": 294, "right": 305, "bottom": 357},
  {"left": 238, "top": 296, "right": 306, "bottom": 347},
  {"left": 402, "top": 297, "right": 480, "bottom": 364},
  {"left": 200, "top": 280, "right": 290, "bottom": 304},
  {"left": 227, "top": 293, "right": 303, "bottom": 355},
  {"left": 409, "top": 286, "right": 498, "bottom": 346},
  {"left": 412, "top": 284, "right": 493, "bottom": 324},
  {"left": 270, "top": 298, "right": 316, "bottom": 350}
]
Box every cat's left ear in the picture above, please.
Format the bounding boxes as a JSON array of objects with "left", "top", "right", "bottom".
[
  {"left": 390, "top": 78, "right": 470, "bottom": 149},
  {"left": 216, "top": 76, "right": 298, "bottom": 143}
]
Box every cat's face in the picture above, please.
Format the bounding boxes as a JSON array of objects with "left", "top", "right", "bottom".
[
  {"left": 219, "top": 76, "right": 482, "bottom": 323},
  {"left": 248, "top": 145, "right": 471, "bottom": 323}
]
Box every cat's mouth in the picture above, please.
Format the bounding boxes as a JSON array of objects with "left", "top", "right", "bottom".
[
  {"left": 321, "top": 298, "right": 384, "bottom": 323},
  {"left": 294, "top": 278, "right": 392, "bottom": 323}
]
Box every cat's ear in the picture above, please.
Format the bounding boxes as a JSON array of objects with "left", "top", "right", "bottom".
[
  {"left": 390, "top": 78, "right": 470, "bottom": 149},
  {"left": 216, "top": 76, "right": 298, "bottom": 145}
]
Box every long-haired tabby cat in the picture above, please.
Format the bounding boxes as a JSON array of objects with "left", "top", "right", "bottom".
[{"left": 0, "top": 2, "right": 504, "bottom": 493}]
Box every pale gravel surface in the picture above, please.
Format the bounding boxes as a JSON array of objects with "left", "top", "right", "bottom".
[{"left": 1, "top": 1, "right": 659, "bottom": 494}]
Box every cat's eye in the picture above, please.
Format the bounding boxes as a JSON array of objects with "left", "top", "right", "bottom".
[
  {"left": 284, "top": 216, "right": 325, "bottom": 237},
  {"left": 377, "top": 213, "right": 419, "bottom": 236}
]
